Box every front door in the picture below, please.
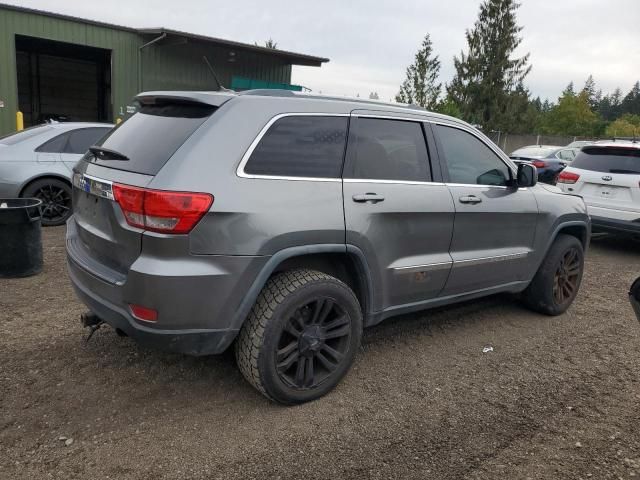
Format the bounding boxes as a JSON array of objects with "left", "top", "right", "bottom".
[
  {"left": 343, "top": 115, "right": 455, "bottom": 313},
  {"left": 432, "top": 123, "right": 538, "bottom": 296}
]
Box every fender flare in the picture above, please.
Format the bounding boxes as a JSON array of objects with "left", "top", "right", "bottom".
[
  {"left": 532, "top": 220, "right": 590, "bottom": 277},
  {"left": 221, "top": 244, "right": 375, "bottom": 349}
]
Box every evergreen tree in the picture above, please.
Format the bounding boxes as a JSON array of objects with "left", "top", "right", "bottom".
[
  {"left": 396, "top": 34, "right": 441, "bottom": 109},
  {"left": 540, "top": 90, "right": 599, "bottom": 136},
  {"left": 581, "top": 75, "right": 600, "bottom": 110},
  {"left": 562, "top": 82, "right": 576, "bottom": 97},
  {"left": 621, "top": 81, "right": 640, "bottom": 116},
  {"left": 447, "top": 0, "right": 531, "bottom": 131}
]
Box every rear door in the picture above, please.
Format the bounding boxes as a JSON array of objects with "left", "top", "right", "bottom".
[
  {"left": 433, "top": 123, "right": 538, "bottom": 296},
  {"left": 343, "top": 114, "right": 454, "bottom": 312},
  {"left": 70, "top": 99, "right": 218, "bottom": 277},
  {"left": 561, "top": 145, "right": 640, "bottom": 216}
]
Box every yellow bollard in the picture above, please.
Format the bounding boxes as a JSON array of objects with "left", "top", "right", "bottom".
[
  {"left": 16, "top": 111, "right": 24, "bottom": 131},
  {"left": 116, "top": 117, "right": 122, "bottom": 124}
]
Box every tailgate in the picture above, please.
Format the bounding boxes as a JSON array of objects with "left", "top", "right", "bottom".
[
  {"left": 70, "top": 164, "right": 153, "bottom": 276},
  {"left": 68, "top": 95, "right": 221, "bottom": 278}
]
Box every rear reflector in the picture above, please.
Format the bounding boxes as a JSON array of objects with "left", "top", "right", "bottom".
[
  {"left": 531, "top": 160, "right": 547, "bottom": 168},
  {"left": 112, "top": 183, "right": 213, "bottom": 234},
  {"left": 557, "top": 171, "right": 580, "bottom": 184},
  {"left": 129, "top": 304, "right": 158, "bottom": 322}
]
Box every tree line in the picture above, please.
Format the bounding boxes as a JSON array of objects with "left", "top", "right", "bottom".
[{"left": 395, "top": 0, "right": 640, "bottom": 138}]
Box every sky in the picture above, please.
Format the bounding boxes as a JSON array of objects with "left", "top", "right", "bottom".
[{"left": 4, "top": 0, "right": 640, "bottom": 102}]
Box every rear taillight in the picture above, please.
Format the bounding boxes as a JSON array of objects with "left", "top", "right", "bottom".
[
  {"left": 531, "top": 160, "right": 547, "bottom": 168},
  {"left": 557, "top": 171, "right": 580, "bottom": 184},
  {"left": 112, "top": 183, "right": 213, "bottom": 234}
]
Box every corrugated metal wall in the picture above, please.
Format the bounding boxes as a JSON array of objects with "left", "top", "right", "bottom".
[
  {"left": 0, "top": 7, "right": 140, "bottom": 134},
  {"left": 0, "top": 7, "right": 295, "bottom": 135}
]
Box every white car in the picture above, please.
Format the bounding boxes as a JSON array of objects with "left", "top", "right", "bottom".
[{"left": 557, "top": 142, "right": 640, "bottom": 235}]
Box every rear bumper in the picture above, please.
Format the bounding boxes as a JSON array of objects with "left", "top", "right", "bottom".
[
  {"left": 630, "top": 277, "right": 640, "bottom": 322},
  {"left": 591, "top": 216, "right": 640, "bottom": 234},
  {"left": 66, "top": 217, "right": 268, "bottom": 355}
]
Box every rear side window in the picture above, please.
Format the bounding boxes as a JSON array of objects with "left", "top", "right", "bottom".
[
  {"left": 344, "top": 118, "right": 431, "bottom": 181},
  {"left": 571, "top": 146, "right": 640, "bottom": 174},
  {"left": 244, "top": 116, "right": 348, "bottom": 178},
  {"left": 88, "top": 101, "right": 216, "bottom": 175},
  {"left": 66, "top": 127, "right": 111, "bottom": 154},
  {"left": 36, "top": 131, "right": 71, "bottom": 153}
]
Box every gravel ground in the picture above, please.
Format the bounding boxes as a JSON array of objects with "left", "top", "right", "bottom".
[{"left": 1, "top": 226, "right": 639, "bottom": 479}]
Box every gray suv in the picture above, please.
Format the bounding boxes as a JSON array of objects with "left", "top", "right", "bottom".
[{"left": 66, "top": 90, "right": 590, "bottom": 404}]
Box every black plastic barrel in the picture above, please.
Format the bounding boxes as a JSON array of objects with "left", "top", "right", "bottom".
[{"left": 0, "top": 198, "right": 43, "bottom": 278}]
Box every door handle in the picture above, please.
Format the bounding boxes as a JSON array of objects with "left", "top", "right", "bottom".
[
  {"left": 459, "top": 195, "right": 482, "bottom": 204},
  {"left": 352, "top": 193, "right": 385, "bottom": 204}
]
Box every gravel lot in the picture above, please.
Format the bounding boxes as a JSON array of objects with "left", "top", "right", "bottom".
[{"left": 1, "top": 226, "right": 639, "bottom": 479}]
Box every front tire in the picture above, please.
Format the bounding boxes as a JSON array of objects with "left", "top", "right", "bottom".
[
  {"left": 235, "top": 269, "right": 363, "bottom": 405},
  {"left": 522, "top": 234, "right": 585, "bottom": 315}
]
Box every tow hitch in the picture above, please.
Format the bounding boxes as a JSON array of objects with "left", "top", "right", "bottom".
[{"left": 80, "top": 311, "right": 103, "bottom": 342}]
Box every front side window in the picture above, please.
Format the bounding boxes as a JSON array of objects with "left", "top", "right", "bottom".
[
  {"left": 344, "top": 118, "right": 431, "bottom": 181},
  {"left": 244, "top": 116, "right": 348, "bottom": 178},
  {"left": 436, "top": 125, "right": 511, "bottom": 186}
]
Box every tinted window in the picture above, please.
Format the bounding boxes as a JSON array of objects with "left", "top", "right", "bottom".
[
  {"left": 556, "top": 149, "right": 577, "bottom": 161},
  {"left": 344, "top": 118, "right": 430, "bottom": 181},
  {"left": 244, "top": 116, "right": 348, "bottom": 178},
  {"left": 88, "top": 101, "right": 216, "bottom": 175},
  {"left": 65, "top": 128, "right": 111, "bottom": 154},
  {"left": 36, "top": 131, "right": 71, "bottom": 153},
  {"left": 571, "top": 146, "right": 640, "bottom": 174},
  {"left": 0, "top": 125, "right": 53, "bottom": 146},
  {"left": 436, "top": 125, "right": 511, "bottom": 186}
]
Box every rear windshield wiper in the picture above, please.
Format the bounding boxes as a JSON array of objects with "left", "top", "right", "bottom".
[{"left": 89, "top": 145, "right": 129, "bottom": 161}]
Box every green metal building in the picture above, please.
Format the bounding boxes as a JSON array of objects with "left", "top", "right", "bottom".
[{"left": 0, "top": 3, "right": 328, "bottom": 135}]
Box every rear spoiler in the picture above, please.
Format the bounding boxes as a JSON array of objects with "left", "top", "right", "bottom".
[{"left": 135, "top": 91, "right": 236, "bottom": 108}]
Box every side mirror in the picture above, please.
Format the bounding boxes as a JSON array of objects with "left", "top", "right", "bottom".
[
  {"left": 516, "top": 162, "right": 537, "bottom": 188},
  {"left": 630, "top": 277, "right": 640, "bottom": 321}
]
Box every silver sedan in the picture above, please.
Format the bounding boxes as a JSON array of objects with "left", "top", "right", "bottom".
[{"left": 0, "top": 122, "right": 113, "bottom": 225}]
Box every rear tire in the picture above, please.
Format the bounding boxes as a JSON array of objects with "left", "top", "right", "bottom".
[
  {"left": 522, "top": 234, "right": 584, "bottom": 316},
  {"left": 22, "top": 178, "right": 72, "bottom": 226},
  {"left": 235, "top": 269, "right": 362, "bottom": 405}
]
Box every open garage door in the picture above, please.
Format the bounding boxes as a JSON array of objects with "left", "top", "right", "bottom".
[{"left": 15, "top": 35, "right": 111, "bottom": 127}]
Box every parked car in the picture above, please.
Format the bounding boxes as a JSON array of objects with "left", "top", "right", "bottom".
[
  {"left": 510, "top": 145, "right": 580, "bottom": 184},
  {"left": 631, "top": 277, "right": 640, "bottom": 321},
  {"left": 67, "top": 90, "right": 590, "bottom": 404},
  {"left": 557, "top": 142, "right": 640, "bottom": 235},
  {"left": 0, "top": 122, "right": 113, "bottom": 225},
  {"left": 567, "top": 140, "right": 594, "bottom": 148}
]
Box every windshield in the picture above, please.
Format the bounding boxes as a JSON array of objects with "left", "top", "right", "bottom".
[
  {"left": 0, "top": 125, "right": 53, "bottom": 146},
  {"left": 511, "top": 146, "right": 558, "bottom": 158},
  {"left": 571, "top": 146, "right": 640, "bottom": 174}
]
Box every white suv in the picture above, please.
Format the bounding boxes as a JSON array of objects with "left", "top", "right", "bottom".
[{"left": 558, "top": 142, "right": 640, "bottom": 235}]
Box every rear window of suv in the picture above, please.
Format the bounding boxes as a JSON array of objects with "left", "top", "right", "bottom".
[
  {"left": 244, "top": 115, "right": 348, "bottom": 178},
  {"left": 87, "top": 100, "right": 216, "bottom": 175},
  {"left": 571, "top": 146, "right": 640, "bottom": 174}
]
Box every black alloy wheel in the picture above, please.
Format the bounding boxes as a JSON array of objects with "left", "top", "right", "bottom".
[{"left": 275, "top": 297, "right": 351, "bottom": 390}]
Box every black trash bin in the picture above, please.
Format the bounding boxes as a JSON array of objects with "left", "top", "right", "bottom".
[{"left": 0, "top": 198, "right": 43, "bottom": 278}]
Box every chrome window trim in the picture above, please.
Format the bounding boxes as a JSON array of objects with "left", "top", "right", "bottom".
[
  {"left": 344, "top": 178, "right": 445, "bottom": 186},
  {"left": 352, "top": 113, "right": 431, "bottom": 123},
  {"left": 236, "top": 112, "right": 349, "bottom": 182}
]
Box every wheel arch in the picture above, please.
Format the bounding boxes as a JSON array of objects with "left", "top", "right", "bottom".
[
  {"left": 225, "top": 244, "right": 375, "bottom": 348},
  {"left": 19, "top": 174, "right": 72, "bottom": 197}
]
